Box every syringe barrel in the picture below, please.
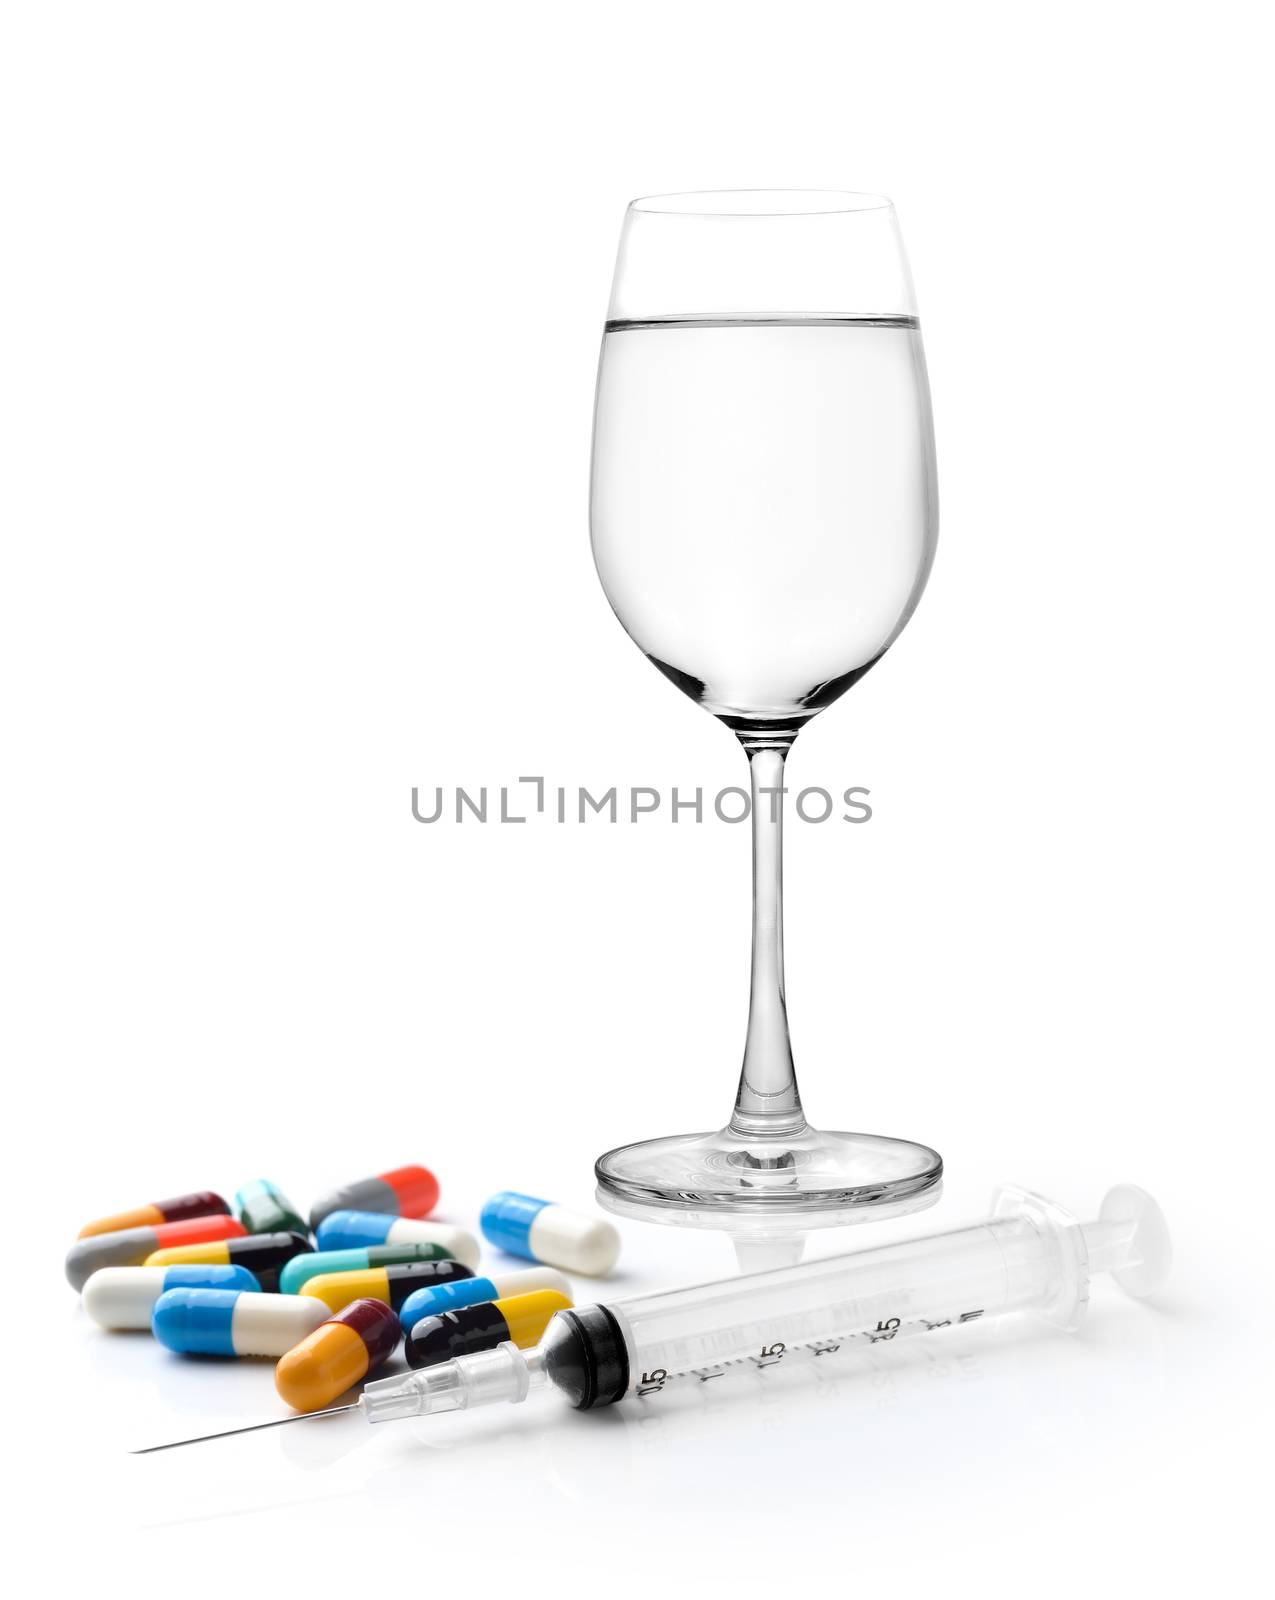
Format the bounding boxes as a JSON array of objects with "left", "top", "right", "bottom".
[{"left": 608, "top": 1217, "right": 1062, "bottom": 1391}]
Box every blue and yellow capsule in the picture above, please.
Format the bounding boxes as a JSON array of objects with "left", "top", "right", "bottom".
[{"left": 405, "top": 1288, "right": 572, "bottom": 1369}]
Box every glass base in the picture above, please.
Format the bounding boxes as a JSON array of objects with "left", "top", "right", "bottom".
[{"left": 595, "top": 1124, "right": 943, "bottom": 1222}]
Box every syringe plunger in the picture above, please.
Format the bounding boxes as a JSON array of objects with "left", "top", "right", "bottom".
[{"left": 1078, "top": 1183, "right": 1172, "bottom": 1298}]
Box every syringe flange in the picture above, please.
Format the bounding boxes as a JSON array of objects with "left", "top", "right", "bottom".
[{"left": 991, "top": 1185, "right": 1091, "bottom": 1332}]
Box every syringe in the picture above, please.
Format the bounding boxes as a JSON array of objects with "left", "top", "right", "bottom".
[
  {"left": 136, "top": 1184, "right": 1168, "bottom": 1449},
  {"left": 361, "top": 1182, "right": 1169, "bottom": 1422}
]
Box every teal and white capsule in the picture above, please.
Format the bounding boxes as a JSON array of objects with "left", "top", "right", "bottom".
[
  {"left": 480, "top": 1192, "right": 620, "bottom": 1275},
  {"left": 152, "top": 1287, "right": 329, "bottom": 1357},
  {"left": 398, "top": 1267, "right": 570, "bottom": 1333},
  {"left": 83, "top": 1265, "right": 261, "bottom": 1330}
]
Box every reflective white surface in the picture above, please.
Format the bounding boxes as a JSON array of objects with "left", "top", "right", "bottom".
[
  {"left": 6, "top": 1, "right": 1269, "bottom": 1593},
  {"left": 28, "top": 1155, "right": 1260, "bottom": 1592}
]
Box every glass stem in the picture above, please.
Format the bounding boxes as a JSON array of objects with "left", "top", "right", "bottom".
[{"left": 730, "top": 739, "right": 807, "bottom": 1139}]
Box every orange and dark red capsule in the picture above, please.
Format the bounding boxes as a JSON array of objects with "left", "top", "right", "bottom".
[
  {"left": 77, "top": 1191, "right": 231, "bottom": 1240},
  {"left": 276, "top": 1298, "right": 401, "bottom": 1412}
]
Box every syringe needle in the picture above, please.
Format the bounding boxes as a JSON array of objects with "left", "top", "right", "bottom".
[{"left": 131, "top": 1402, "right": 360, "bottom": 1453}]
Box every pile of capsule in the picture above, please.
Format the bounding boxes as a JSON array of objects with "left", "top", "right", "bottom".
[{"left": 68, "top": 1167, "right": 622, "bottom": 1415}]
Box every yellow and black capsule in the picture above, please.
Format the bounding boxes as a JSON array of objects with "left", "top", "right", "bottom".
[
  {"left": 145, "top": 1230, "right": 312, "bottom": 1292},
  {"left": 300, "top": 1259, "right": 473, "bottom": 1316},
  {"left": 405, "top": 1289, "right": 572, "bottom": 1369}
]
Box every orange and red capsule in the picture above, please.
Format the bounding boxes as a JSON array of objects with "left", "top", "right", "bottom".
[
  {"left": 276, "top": 1298, "right": 401, "bottom": 1412},
  {"left": 78, "top": 1191, "right": 231, "bottom": 1240}
]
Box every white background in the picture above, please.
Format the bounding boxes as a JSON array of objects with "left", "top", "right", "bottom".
[{"left": 2, "top": 1, "right": 1271, "bottom": 1594}]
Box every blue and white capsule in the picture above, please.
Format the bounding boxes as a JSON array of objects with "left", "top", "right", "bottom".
[
  {"left": 152, "top": 1287, "right": 329, "bottom": 1357},
  {"left": 480, "top": 1192, "right": 620, "bottom": 1275},
  {"left": 398, "top": 1267, "right": 571, "bottom": 1333},
  {"left": 82, "top": 1265, "right": 260, "bottom": 1330},
  {"left": 314, "top": 1210, "right": 480, "bottom": 1269}
]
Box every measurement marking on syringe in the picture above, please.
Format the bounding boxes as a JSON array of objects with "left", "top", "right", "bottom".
[{"left": 636, "top": 1312, "right": 989, "bottom": 1398}]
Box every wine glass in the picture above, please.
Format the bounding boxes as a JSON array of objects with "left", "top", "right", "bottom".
[{"left": 590, "top": 190, "right": 941, "bottom": 1217}]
